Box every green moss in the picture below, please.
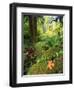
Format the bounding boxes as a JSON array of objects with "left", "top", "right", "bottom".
[
  {"left": 27, "top": 57, "right": 63, "bottom": 75},
  {"left": 27, "top": 61, "right": 48, "bottom": 75}
]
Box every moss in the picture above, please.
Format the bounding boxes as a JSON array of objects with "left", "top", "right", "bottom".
[
  {"left": 27, "top": 58, "right": 63, "bottom": 75},
  {"left": 27, "top": 61, "right": 48, "bottom": 75}
]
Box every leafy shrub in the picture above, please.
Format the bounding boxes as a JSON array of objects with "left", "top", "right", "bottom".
[{"left": 34, "top": 41, "right": 45, "bottom": 50}]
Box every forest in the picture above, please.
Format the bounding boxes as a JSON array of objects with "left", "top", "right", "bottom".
[{"left": 23, "top": 14, "right": 63, "bottom": 75}]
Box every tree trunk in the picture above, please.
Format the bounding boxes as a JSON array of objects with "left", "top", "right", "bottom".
[{"left": 29, "top": 15, "right": 37, "bottom": 44}]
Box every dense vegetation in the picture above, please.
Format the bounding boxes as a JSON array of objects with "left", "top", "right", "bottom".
[{"left": 23, "top": 15, "right": 63, "bottom": 75}]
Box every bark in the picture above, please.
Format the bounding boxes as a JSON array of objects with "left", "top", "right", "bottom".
[{"left": 29, "top": 15, "right": 37, "bottom": 44}]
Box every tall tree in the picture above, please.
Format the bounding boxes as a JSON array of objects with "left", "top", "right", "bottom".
[{"left": 29, "top": 15, "right": 37, "bottom": 44}]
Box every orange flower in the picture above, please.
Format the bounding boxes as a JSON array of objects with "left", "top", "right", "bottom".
[{"left": 48, "top": 60, "right": 55, "bottom": 70}]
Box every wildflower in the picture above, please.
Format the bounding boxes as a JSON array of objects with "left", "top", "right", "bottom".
[{"left": 48, "top": 60, "right": 55, "bottom": 70}]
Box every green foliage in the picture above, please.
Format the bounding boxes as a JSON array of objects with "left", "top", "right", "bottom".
[
  {"left": 27, "top": 60, "right": 48, "bottom": 75},
  {"left": 27, "top": 57, "right": 63, "bottom": 75},
  {"left": 23, "top": 16, "right": 29, "bottom": 31},
  {"left": 23, "top": 16, "right": 31, "bottom": 41}
]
